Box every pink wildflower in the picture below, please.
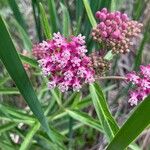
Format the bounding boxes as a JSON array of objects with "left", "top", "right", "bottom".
[
  {"left": 33, "top": 32, "right": 95, "bottom": 92},
  {"left": 126, "top": 64, "right": 150, "bottom": 106}
]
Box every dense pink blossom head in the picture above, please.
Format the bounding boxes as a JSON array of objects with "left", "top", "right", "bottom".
[
  {"left": 126, "top": 64, "right": 150, "bottom": 106},
  {"left": 33, "top": 32, "right": 95, "bottom": 92},
  {"left": 92, "top": 8, "right": 143, "bottom": 54}
]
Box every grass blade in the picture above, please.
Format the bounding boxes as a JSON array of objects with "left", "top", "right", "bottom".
[
  {"left": 0, "top": 88, "right": 20, "bottom": 95},
  {"left": 0, "top": 76, "right": 10, "bottom": 86},
  {"left": 134, "top": 20, "right": 150, "bottom": 70},
  {"left": 66, "top": 109, "right": 103, "bottom": 132},
  {"left": 7, "top": 0, "right": 27, "bottom": 31},
  {"left": 0, "top": 16, "right": 59, "bottom": 144},
  {"left": 107, "top": 95, "right": 150, "bottom": 150},
  {"left": 12, "top": 20, "right": 32, "bottom": 51},
  {"left": 20, "top": 122, "right": 40, "bottom": 150},
  {"left": 60, "top": 3, "right": 71, "bottom": 37},
  {"left": 0, "top": 123, "right": 16, "bottom": 134},
  {"left": 82, "top": 0, "right": 97, "bottom": 27},
  {"left": 47, "top": 0, "right": 59, "bottom": 33},
  {"left": 19, "top": 54, "right": 39, "bottom": 68},
  {"left": 32, "top": 0, "right": 43, "bottom": 41},
  {"left": 89, "top": 83, "right": 119, "bottom": 141},
  {"left": 39, "top": 2, "right": 52, "bottom": 39}
]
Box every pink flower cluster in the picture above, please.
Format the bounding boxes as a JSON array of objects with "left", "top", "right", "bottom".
[
  {"left": 32, "top": 41, "right": 48, "bottom": 59},
  {"left": 92, "top": 8, "right": 142, "bottom": 54},
  {"left": 33, "top": 32, "right": 95, "bottom": 92},
  {"left": 126, "top": 65, "right": 150, "bottom": 106}
]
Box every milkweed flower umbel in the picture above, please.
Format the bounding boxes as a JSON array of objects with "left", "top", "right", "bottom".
[
  {"left": 92, "top": 8, "right": 143, "bottom": 54},
  {"left": 33, "top": 32, "right": 95, "bottom": 92},
  {"left": 126, "top": 64, "right": 150, "bottom": 106}
]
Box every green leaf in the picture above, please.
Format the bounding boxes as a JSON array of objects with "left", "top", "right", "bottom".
[
  {"left": 39, "top": 2, "right": 52, "bottom": 39},
  {"left": 66, "top": 109, "right": 103, "bottom": 132},
  {"left": 107, "top": 95, "right": 150, "bottom": 150},
  {"left": 134, "top": 20, "right": 150, "bottom": 70},
  {"left": 132, "top": 0, "right": 145, "bottom": 20},
  {"left": 94, "top": 83, "right": 119, "bottom": 133},
  {"left": 50, "top": 88, "right": 62, "bottom": 106},
  {"left": 0, "top": 88, "right": 20, "bottom": 95},
  {"left": 19, "top": 54, "right": 39, "bottom": 68},
  {"left": 82, "top": 0, "right": 97, "bottom": 27},
  {"left": 104, "top": 50, "right": 116, "bottom": 61},
  {"left": 31, "top": 0, "right": 43, "bottom": 41},
  {"left": 60, "top": 3, "right": 71, "bottom": 37},
  {"left": 0, "top": 104, "right": 36, "bottom": 122},
  {"left": 47, "top": 0, "right": 59, "bottom": 33},
  {"left": 12, "top": 20, "right": 32, "bottom": 51},
  {"left": 0, "top": 16, "right": 59, "bottom": 144},
  {"left": 7, "top": 0, "right": 27, "bottom": 31},
  {"left": 110, "top": 0, "right": 116, "bottom": 11},
  {"left": 89, "top": 83, "right": 119, "bottom": 141},
  {"left": 20, "top": 122, "right": 40, "bottom": 150},
  {"left": 0, "top": 76, "right": 10, "bottom": 86},
  {"left": 0, "top": 122, "right": 16, "bottom": 134}
]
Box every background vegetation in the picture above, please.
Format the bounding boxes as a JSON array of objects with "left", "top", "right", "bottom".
[{"left": 0, "top": 0, "right": 150, "bottom": 149}]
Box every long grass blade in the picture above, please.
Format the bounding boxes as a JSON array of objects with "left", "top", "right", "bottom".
[
  {"left": 7, "top": 0, "right": 27, "bottom": 31},
  {"left": 12, "top": 20, "right": 32, "bottom": 51},
  {"left": 0, "top": 123, "right": 16, "bottom": 134},
  {"left": 107, "top": 95, "right": 150, "bottom": 150},
  {"left": 60, "top": 3, "right": 71, "bottom": 37},
  {"left": 0, "top": 16, "right": 60, "bottom": 144},
  {"left": 39, "top": 2, "right": 52, "bottom": 39},
  {"left": 47, "top": 0, "right": 59, "bottom": 33},
  {"left": 20, "top": 122, "right": 40, "bottom": 150},
  {"left": 66, "top": 109, "right": 103, "bottom": 132},
  {"left": 89, "top": 83, "right": 119, "bottom": 141},
  {"left": 0, "top": 88, "right": 20, "bottom": 95},
  {"left": 82, "top": 0, "right": 97, "bottom": 27}
]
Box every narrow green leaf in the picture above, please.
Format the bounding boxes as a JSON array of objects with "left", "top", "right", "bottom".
[
  {"left": 0, "top": 104, "right": 36, "bottom": 121},
  {"left": 0, "top": 88, "right": 20, "bottom": 95},
  {"left": 12, "top": 20, "right": 32, "bottom": 51},
  {"left": 32, "top": 0, "right": 43, "bottom": 41},
  {"left": 0, "top": 16, "right": 58, "bottom": 144},
  {"left": 82, "top": 0, "right": 97, "bottom": 27},
  {"left": 89, "top": 83, "right": 119, "bottom": 141},
  {"left": 20, "top": 122, "right": 40, "bottom": 150},
  {"left": 0, "top": 122, "right": 16, "bottom": 134},
  {"left": 132, "top": 0, "right": 145, "bottom": 20},
  {"left": 94, "top": 83, "right": 119, "bottom": 134},
  {"left": 39, "top": 2, "right": 52, "bottom": 39},
  {"left": 134, "top": 20, "right": 150, "bottom": 70},
  {"left": 66, "top": 109, "right": 103, "bottom": 132},
  {"left": 110, "top": 0, "right": 116, "bottom": 11},
  {"left": 50, "top": 88, "right": 62, "bottom": 106},
  {"left": 61, "top": 123, "right": 83, "bottom": 135},
  {"left": 0, "top": 76, "right": 10, "bottom": 86},
  {"left": 107, "top": 95, "right": 150, "bottom": 150},
  {"left": 0, "top": 142, "right": 16, "bottom": 150},
  {"left": 60, "top": 3, "right": 71, "bottom": 37},
  {"left": 7, "top": 0, "right": 27, "bottom": 31},
  {"left": 19, "top": 54, "right": 39, "bottom": 68},
  {"left": 47, "top": 0, "right": 59, "bottom": 33}
]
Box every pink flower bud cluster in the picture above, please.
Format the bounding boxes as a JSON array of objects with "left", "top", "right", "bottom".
[
  {"left": 33, "top": 32, "right": 95, "bottom": 92},
  {"left": 32, "top": 41, "right": 48, "bottom": 59},
  {"left": 126, "top": 65, "right": 150, "bottom": 106},
  {"left": 92, "top": 8, "right": 143, "bottom": 54}
]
